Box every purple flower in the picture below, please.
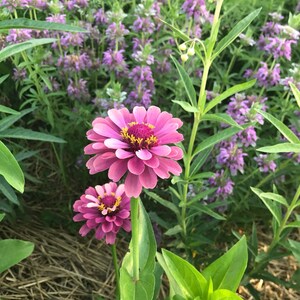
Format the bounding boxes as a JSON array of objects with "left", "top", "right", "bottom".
[
  {"left": 13, "top": 68, "right": 27, "bottom": 81},
  {"left": 236, "top": 126, "right": 258, "bottom": 147},
  {"left": 65, "top": 0, "right": 88, "bottom": 10},
  {"left": 254, "top": 154, "right": 277, "bottom": 173},
  {"left": 129, "top": 66, "right": 155, "bottom": 91},
  {"left": 57, "top": 52, "right": 92, "bottom": 72},
  {"left": 94, "top": 8, "right": 108, "bottom": 24},
  {"left": 254, "top": 62, "right": 280, "bottom": 87},
  {"left": 6, "top": 29, "right": 32, "bottom": 43},
  {"left": 46, "top": 14, "right": 66, "bottom": 24},
  {"left": 125, "top": 89, "right": 152, "bottom": 108},
  {"left": 133, "top": 17, "right": 155, "bottom": 34},
  {"left": 106, "top": 22, "right": 129, "bottom": 48},
  {"left": 60, "top": 32, "right": 85, "bottom": 48},
  {"left": 27, "top": 0, "right": 47, "bottom": 9},
  {"left": 67, "top": 79, "right": 89, "bottom": 100},
  {"left": 264, "top": 37, "right": 296, "bottom": 60},
  {"left": 1, "top": 0, "right": 28, "bottom": 9},
  {"left": 261, "top": 22, "right": 281, "bottom": 36},
  {"left": 102, "top": 49, "right": 128, "bottom": 74},
  {"left": 217, "top": 142, "right": 247, "bottom": 176},
  {"left": 208, "top": 170, "right": 234, "bottom": 199},
  {"left": 182, "top": 0, "right": 212, "bottom": 23}
]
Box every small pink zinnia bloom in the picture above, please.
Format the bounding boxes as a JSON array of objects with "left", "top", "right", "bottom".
[
  {"left": 84, "top": 106, "right": 184, "bottom": 197},
  {"left": 73, "top": 182, "right": 131, "bottom": 244}
]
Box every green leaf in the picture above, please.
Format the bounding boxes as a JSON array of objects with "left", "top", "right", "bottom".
[
  {"left": 159, "top": 19, "right": 190, "bottom": 42},
  {"left": 153, "top": 263, "right": 164, "bottom": 300},
  {"left": 0, "top": 74, "right": 9, "bottom": 85},
  {"left": 202, "top": 236, "right": 248, "bottom": 292},
  {"left": 210, "top": 289, "right": 243, "bottom": 300},
  {"left": 0, "top": 38, "right": 56, "bottom": 62},
  {"left": 204, "top": 80, "right": 256, "bottom": 114},
  {"left": 164, "top": 225, "right": 182, "bottom": 236},
  {"left": 0, "top": 213, "right": 5, "bottom": 222},
  {"left": 257, "top": 143, "right": 300, "bottom": 153},
  {"left": 190, "top": 147, "right": 212, "bottom": 176},
  {"left": 0, "top": 108, "right": 34, "bottom": 131},
  {"left": 202, "top": 113, "right": 243, "bottom": 129},
  {"left": 0, "top": 104, "right": 19, "bottom": 115},
  {"left": 289, "top": 82, "right": 300, "bottom": 108},
  {"left": 285, "top": 221, "right": 300, "bottom": 228},
  {"left": 181, "top": 188, "right": 217, "bottom": 207},
  {"left": 0, "top": 18, "right": 87, "bottom": 32},
  {"left": 193, "top": 126, "right": 243, "bottom": 158},
  {"left": 172, "top": 100, "right": 199, "bottom": 113},
  {"left": 251, "top": 187, "right": 282, "bottom": 224},
  {"left": 256, "top": 109, "right": 300, "bottom": 144},
  {"left": 190, "top": 203, "right": 226, "bottom": 220},
  {"left": 161, "top": 249, "right": 207, "bottom": 299},
  {"left": 171, "top": 56, "right": 197, "bottom": 106},
  {"left": 144, "top": 190, "right": 180, "bottom": 217},
  {"left": 120, "top": 200, "right": 156, "bottom": 300},
  {"left": 259, "top": 192, "right": 288, "bottom": 207},
  {"left": 288, "top": 239, "right": 300, "bottom": 264},
  {"left": 0, "top": 239, "right": 34, "bottom": 273},
  {"left": 0, "top": 176, "right": 20, "bottom": 205},
  {"left": 0, "top": 128, "right": 66, "bottom": 143},
  {"left": 0, "top": 141, "right": 24, "bottom": 193},
  {"left": 212, "top": 8, "right": 261, "bottom": 60}
]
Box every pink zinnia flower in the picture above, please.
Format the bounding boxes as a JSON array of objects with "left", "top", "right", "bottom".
[
  {"left": 84, "top": 106, "right": 184, "bottom": 197},
  {"left": 73, "top": 182, "right": 131, "bottom": 244}
]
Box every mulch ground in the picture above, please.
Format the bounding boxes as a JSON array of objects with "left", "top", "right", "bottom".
[{"left": 0, "top": 206, "right": 299, "bottom": 299}]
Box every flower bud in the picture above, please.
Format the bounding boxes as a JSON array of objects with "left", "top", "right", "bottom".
[
  {"left": 181, "top": 53, "right": 189, "bottom": 62},
  {"left": 179, "top": 43, "right": 187, "bottom": 51},
  {"left": 187, "top": 47, "right": 195, "bottom": 56}
]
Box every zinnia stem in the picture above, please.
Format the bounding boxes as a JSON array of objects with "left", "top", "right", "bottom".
[
  {"left": 111, "top": 243, "right": 120, "bottom": 300},
  {"left": 131, "top": 197, "right": 140, "bottom": 281}
]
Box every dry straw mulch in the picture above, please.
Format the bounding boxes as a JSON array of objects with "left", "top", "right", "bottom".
[
  {"left": 0, "top": 210, "right": 299, "bottom": 299},
  {"left": 0, "top": 217, "right": 121, "bottom": 300}
]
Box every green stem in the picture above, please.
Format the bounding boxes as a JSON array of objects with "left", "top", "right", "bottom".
[
  {"left": 111, "top": 243, "right": 120, "bottom": 300},
  {"left": 130, "top": 197, "right": 139, "bottom": 282},
  {"left": 180, "top": 0, "right": 224, "bottom": 243}
]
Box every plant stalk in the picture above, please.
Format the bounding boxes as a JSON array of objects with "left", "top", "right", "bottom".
[{"left": 111, "top": 243, "right": 120, "bottom": 300}]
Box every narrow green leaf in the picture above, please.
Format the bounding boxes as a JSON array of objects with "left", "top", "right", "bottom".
[
  {"left": 251, "top": 187, "right": 282, "bottom": 224},
  {"left": 289, "top": 82, "right": 300, "bottom": 108},
  {"left": 144, "top": 190, "right": 180, "bottom": 217},
  {"left": 0, "top": 104, "right": 19, "bottom": 115},
  {"left": 190, "top": 172, "right": 215, "bottom": 181},
  {"left": 171, "top": 56, "right": 197, "bottom": 106},
  {"left": 202, "top": 113, "right": 243, "bottom": 129},
  {"left": 202, "top": 236, "right": 248, "bottom": 292},
  {"left": 204, "top": 80, "right": 256, "bottom": 114},
  {"left": 260, "top": 192, "right": 288, "bottom": 207},
  {"left": 0, "top": 38, "right": 56, "bottom": 62},
  {"left": 0, "top": 128, "right": 66, "bottom": 143},
  {"left": 212, "top": 8, "right": 261, "bottom": 59},
  {"left": 288, "top": 239, "right": 300, "bottom": 264},
  {"left": 190, "top": 203, "right": 226, "bottom": 220},
  {"left": 257, "top": 143, "right": 300, "bottom": 153},
  {"left": 119, "top": 200, "right": 156, "bottom": 300},
  {"left": 256, "top": 109, "right": 300, "bottom": 144},
  {"left": 172, "top": 100, "right": 199, "bottom": 113},
  {"left": 0, "top": 176, "right": 20, "bottom": 205},
  {"left": 181, "top": 188, "right": 217, "bottom": 207},
  {"left": 164, "top": 225, "right": 182, "bottom": 236},
  {"left": 161, "top": 249, "right": 207, "bottom": 299},
  {"left": 0, "top": 141, "right": 24, "bottom": 193},
  {"left": 0, "top": 239, "right": 34, "bottom": 273},
  {"left": 190, "top": 147, "right": 212, "bottom": 176},
  {"left": 0, "top": 18, "right": 87, "bottom": 32},
  {"left": 285, "top": 221, "right": 300, "bottom": 228},
  {"left": 193, "top": 126, "right": 243, "bottom": 158},
  {"left": 0, "top": 213, "right": 5, "bottom": 222},
  {"left": 0, "top": 108, "right": 34, "bottom": 131},
  {"left": 0, "top": 74, "right": 9, "bottom": 85},
  {"left": 159, "top": 19, "right": 190, "bottom": 42}
]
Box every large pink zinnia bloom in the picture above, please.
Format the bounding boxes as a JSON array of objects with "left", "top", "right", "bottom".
[
  {"left": 84, "top": 106, "right": 184, "bottom": 197},
  {"left": 73, "top": 182, "right": 131, "bottom": 244}
]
